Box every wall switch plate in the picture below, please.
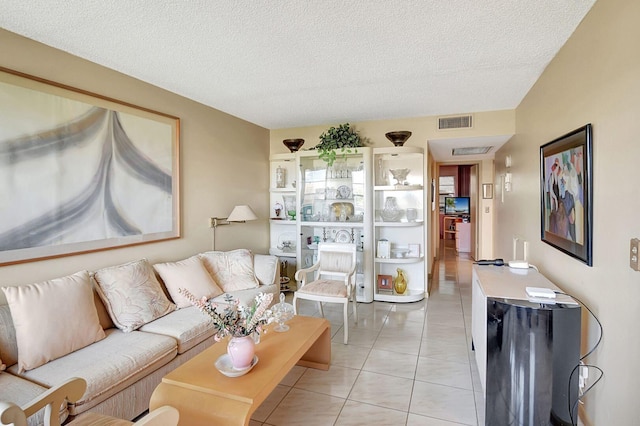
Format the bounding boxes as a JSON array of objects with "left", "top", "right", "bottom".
[{"left": 630, "top": 238, "right": 640, "bottom": 271}]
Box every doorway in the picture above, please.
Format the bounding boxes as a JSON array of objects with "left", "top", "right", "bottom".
[{"left": 436, "top": 163, "right": 479, "bottom": 260}]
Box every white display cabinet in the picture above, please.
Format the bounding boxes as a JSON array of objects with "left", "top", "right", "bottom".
[
  {"left": 296, "top": 149, "right": 374, "bottom": 303},
  {"left": 373, "top": 147, "right": 426, "bottom": 302},
  {"left": 269, "top": 153, "right": 297, "bottom": 291}
]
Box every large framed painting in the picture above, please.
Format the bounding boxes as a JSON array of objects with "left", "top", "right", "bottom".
[
  {"left": 0, "top": 67, "right": 180, "bottom": 265},
  {"left": 540, "top": 124, "right": 592, "bottom": 266}
]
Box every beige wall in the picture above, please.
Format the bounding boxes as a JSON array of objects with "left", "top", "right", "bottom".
[
  {"left": 271, "top": 112, "right": 512, "bottom": 279},
  {"left": 495, "top": 0, "right": 639, "bottom": 422},
  {"left": 0, "top": 30, "right": 270, "bottom": 301},
  {"left": 270, "top": 111, "right": 514, "bottom": 156},
  {"left": 478, "top": 159, "right": 495, "bottom": 257}
]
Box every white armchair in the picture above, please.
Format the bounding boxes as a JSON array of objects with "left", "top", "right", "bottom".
[
  {"left": 293, "top": 243, "right": 358, "bottom": 344},
  {"left": 0, "top": 377, "right": 178, "bottom": 426}
]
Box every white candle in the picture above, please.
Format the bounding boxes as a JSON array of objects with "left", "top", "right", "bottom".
[
  {"left": 513, "top": 237, "right": 518, "bottom": 260},
  {"left": 524, "top": 241, "right": 529, "bottom": 261}
]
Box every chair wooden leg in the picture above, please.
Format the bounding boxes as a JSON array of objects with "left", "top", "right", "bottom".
[
  {"left": 352, "top": 293, "right": 358, "bottom": 324},
  {"left": 343, "top": 301, "right": 349, "bottom": 344}
]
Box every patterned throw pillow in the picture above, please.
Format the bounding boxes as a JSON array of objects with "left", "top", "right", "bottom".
[
  {"left": 199, "top": 249, "right": 259, "bottom": 292},
  {"left": 94, "top": 259, "right": 176, "bottom": 332}
]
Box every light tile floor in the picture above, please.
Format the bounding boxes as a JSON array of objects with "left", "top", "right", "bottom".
[{"left": 250, "top": 250, "right": 484, "bottom": 426}]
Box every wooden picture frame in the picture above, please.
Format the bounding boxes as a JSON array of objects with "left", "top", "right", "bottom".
[
  {"left": 0, "top": 67, "right": 180, "bottom": 265},
  {"left": 540, "top": 124, "right": 593, "bottom": 266},
  {"left": 377, "top": 274, "right": 393, "bottom": 292}
]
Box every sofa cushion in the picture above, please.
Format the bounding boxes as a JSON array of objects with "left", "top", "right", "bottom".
[
  {"left": 199, "top": 249, "right": 259, "bottom": 292},
  {"left": 139, "top": 307, "right": 214, "bottom": 354},
  {"left": 0, "top": 372, "right": 67, "bottom": 426},
  {"left": 91, "top": 277, "right": 116, "bottom": 330},
  {"left": 8, "top": 328, "right": 177, "bottom": 416},
  {"left": 254, "top": 254, "right": 279, "bottom": 286},
  {"left": 0, "top": 304, "right": 18, "bottom": 368},
  {"left": 2, "top": 271, "right": 106, "bottom": 372},
  {"left": 153, "top": 256, "right": 223, "bottom": 308},
  {"left": 94, "top": 259, "right": 176, "bottom": 332}
]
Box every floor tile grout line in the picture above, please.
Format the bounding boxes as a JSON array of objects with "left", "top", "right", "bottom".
[
  {"left": 334, "top": 309, "right": 390, "bottom": 426},
  {"left": 266, "top": 251, "right": 480, "bottom": 425}
]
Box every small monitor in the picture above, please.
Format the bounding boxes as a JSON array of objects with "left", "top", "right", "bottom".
[{"left": 444, "top": 196, "right": 470, "bottom": 215}]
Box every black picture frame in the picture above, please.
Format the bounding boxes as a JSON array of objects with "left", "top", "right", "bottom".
[{"left": 540, "top": 124, "right": 593, "bottom": 266}]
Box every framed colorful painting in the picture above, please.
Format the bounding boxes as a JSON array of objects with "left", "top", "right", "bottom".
[
  {"left": 0, "top": 67, "right": 180, "bottom": 265},
  {"left": 540, "top": 124, "right": 592, "bottom": 266}
]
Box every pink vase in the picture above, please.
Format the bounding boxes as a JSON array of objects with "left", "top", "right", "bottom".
[{"left": 227, "top": 336, "right": 255, "bottom": 370}]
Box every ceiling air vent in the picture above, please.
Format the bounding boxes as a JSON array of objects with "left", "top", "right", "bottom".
[
  {"left": 452, "top": 146, "right": 493, "bottom": 156},
  {"left": 438, "top": 114, "right": 473, "bottom": 130}
]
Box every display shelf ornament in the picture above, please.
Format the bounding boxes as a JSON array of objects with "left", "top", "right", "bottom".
[
  {"left": 276, "top": 165, "right": 286, "bottom": 188},
  {"left": 394, "top": 268, "right": 407, "bottom": 294}
]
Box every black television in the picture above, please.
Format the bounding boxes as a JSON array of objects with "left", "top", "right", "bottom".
[{"left": 444, "top": 196, "right": 470, "bottom": 215}]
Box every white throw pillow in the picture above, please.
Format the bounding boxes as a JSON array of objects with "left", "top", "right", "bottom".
[
  {"left": 254, "top": 254, "right": 278, "bottom": 286},
  {"left": 153, "top": 256, "right": 223, "bottom": 308},
  {"left": 199, "top": 249, "right": 259, "bottom": 292},
  {"left": 1, "top": 271, "right": 106, "bottom": 372},
  {"left": 94, "top": 259, "right": 176, "bottom": 332}
]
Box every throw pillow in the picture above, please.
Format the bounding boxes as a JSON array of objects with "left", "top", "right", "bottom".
[
  {"left": 1, "top": 271, "right": 106, "bottom": 372},
  {"left": 153, "top": 256, "right": 223, "bottom": 308},
  {"left": 94, "top": 259, "right": 176, "bottom": 332},
  {"left": 199, "top": 249, "right": 259, "bottom": 292},
  {"left": 254, "top": 254, "right": 278, "bottom": 286}
]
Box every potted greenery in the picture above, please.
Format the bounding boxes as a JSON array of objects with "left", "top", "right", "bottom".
[{"left": 314, "top": 123, "right": 363, "bottom": 166}]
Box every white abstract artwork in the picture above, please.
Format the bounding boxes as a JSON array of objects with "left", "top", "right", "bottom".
[{"left": 0, "top": 69, "right": 180, "bottom": 265}]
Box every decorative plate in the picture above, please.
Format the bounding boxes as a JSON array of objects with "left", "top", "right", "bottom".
[
  {"left": 215, "top": 354, "right": 258, "bottom": 378},
  {"left": 336, "top": 185, "right": 351, "bottom": 199},
  {"left": 334, "top": 229, "right": 352, "bottom": 243}
]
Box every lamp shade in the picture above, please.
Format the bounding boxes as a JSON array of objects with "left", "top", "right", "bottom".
[{"left": 226, "top": 205, "right": 258, "bottom": 222}]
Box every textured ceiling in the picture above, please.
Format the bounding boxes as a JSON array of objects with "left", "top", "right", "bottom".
[{"left": 0, "top": 0, "right": 595, "bottom": 134}]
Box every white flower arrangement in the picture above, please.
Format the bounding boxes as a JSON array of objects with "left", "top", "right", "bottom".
[{"left": 179, "top": 289, "right": 273, "bottom": 341}]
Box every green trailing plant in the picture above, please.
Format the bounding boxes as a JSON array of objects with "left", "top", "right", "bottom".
[{"left": 314, "top": 123, "right": 363, "bottom": 166}]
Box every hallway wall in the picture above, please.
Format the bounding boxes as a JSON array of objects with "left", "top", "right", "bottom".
[{"left": 494, "top": 0, "right": 640, "bottom": 422}]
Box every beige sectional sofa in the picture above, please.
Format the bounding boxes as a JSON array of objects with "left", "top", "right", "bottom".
[{"left": 0, "top": 250, "right": 279, "bottom": 425}]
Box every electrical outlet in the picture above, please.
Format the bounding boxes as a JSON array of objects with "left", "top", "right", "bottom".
[
  {"left": 578, "top": 363, "right": 588, "bottom": 394},
  {"left": 630, "top": 238, "right": 640, "bottom": 271}
]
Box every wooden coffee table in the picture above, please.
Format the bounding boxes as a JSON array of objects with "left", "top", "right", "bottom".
[{"left": 149, "top": 315, "right": 331, "bottom": 425}]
